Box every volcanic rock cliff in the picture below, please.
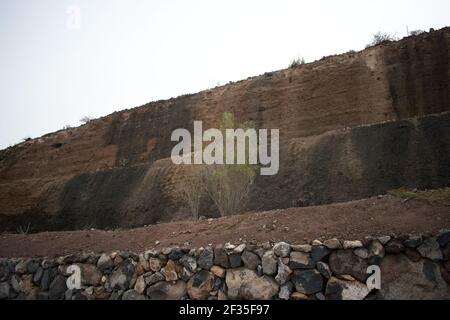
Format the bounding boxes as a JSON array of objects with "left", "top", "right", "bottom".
[{"left": 1, "top": 28, "right": 449, "bottom": 232}]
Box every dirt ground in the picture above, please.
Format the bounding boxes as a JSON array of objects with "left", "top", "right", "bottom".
[{"left": 1, "top": 194, "right": 449, "bottom": 258}]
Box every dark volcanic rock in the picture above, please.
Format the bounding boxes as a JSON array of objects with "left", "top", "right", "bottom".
[
  {"left": 417, "top": 238, "right": 443, "bottom": 261},
  {"left": 109, "top": 259, "right": 136, "bottom": 291},
  {"left": 292, "top": 269, "right": 323, "bottom": 295},
  {"left": 437, "top": 230, "right": 450, "bottom": 247},
  {"left": 146, "top": 281, "right": 186, "bottom": 300},
  {"left": 0, "top": 261, "right": 11, "bottom": 282},
  {"left": 26, "top": 260, "right": 40, "bottom": 274},
  {"left": 198, "top": 247, "right": 214, "bottom": 270},
  {"left": 316, "top": 261, "right": 332, "bottom": 279},
  {"left": 311, "top": 246, "right": 331, "bottom": 262},
  {"left": 97, "top": 253, "right": 114, "bottom": 272},
  {"left": 168, "top": 248, "right": 187, "bottom": 261},
  {"left": 214, "top": 248, "right": 230, "bottom": 268},
  {"left": 0, "top": 282, "right": 11, "bottom": 300},
  {"left": 228, "top": 254, "right": 242, "bottom": 268},
  {"left": 40, "top": 268, "right": 58, "bottom": 291},
  {"left": 49, "top": 275, "right": 67, "bottom": 300},
  {"left": 328, "top": 250, "right": 369, "bottom": 282},
  {"left": 241, "top": 251, "right": 261, "bottom": 270},
  {"left": 403, "top": 235, "right": 423, "bottom": 249},
  {"left": 179, "top": 255, "right": 197, "bottom": 273},
  {"left": 122, "top": 289, "right": 148, "bottom": 300}
]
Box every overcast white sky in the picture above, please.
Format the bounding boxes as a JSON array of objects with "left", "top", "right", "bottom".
[{"left": 0, "top": 0, "right": 449, "bottom": 149}]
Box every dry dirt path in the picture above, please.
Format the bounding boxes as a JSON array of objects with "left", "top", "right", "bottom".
[{"left": 1, "top": 195, "right": 449, "bottom": 258}]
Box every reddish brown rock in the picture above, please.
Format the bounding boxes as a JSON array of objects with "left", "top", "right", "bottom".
[{"left": 1, "top": 29, "right": 450, "bottom": 233}]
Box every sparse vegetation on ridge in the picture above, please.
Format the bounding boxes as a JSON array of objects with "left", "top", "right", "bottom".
[
  {"left": 367, "top": 31, "right": 397, "bottom": 47},
  {"left": 80, "top": 116, "right": 94, "bottom": 124},
  {"left": 408, "top": 29, "right": 425, "bottom": 36},
  {"left": 289, "top": 56, "right": 306, "bottom": 68}
]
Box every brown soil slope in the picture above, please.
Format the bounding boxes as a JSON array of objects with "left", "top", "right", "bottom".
[
  {"left": 1, "top": 28, "right": 450, "bottom": 232},
  {"left": 1, "top": 194, "right": 449, "bottom": 258}
]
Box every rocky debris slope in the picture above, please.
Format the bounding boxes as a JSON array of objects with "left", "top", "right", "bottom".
[
  {"left": 1, "top": 192, "right": 449, "bottom": 258},
  {"left": 1, "top": 231, "right": 449, "bottom": 300}
]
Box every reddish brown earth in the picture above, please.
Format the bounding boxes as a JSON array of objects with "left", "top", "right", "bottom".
[{"left": 1, "top": 194, "right": 449, "bottom": 258}]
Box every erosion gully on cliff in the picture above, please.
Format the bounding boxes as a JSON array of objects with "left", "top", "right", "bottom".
[{"left": 0, "top": 27, "right": 449, "bottom": 233}]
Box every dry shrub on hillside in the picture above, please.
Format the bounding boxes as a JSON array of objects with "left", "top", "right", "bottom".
[
  {"left": 202, "top": 164, "right": 255, "bottom": 217},
  {"left": 176, "top": 165, "right": 205, "bottom": 221},
  {"left": 175, "top": 112, "right": 257, "bottom": 219}
]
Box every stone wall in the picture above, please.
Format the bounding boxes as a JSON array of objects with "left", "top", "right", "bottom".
[{"left": 1, "top": 231, "right": 449, "bottom": 300}]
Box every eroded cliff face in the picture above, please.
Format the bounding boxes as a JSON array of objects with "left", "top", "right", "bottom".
[{"left": 1, "top": 28, "right": 449, "bottom": 232}]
